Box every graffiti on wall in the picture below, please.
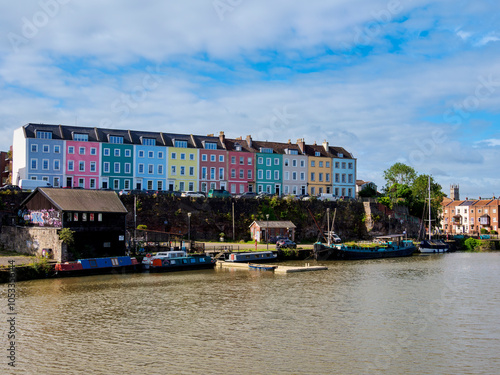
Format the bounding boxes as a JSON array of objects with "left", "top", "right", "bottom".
[{"left": 19, "top": 209, "right": 62, "bottom": 227}]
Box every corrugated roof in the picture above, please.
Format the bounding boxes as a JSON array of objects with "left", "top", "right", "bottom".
[
  {"left": 36, "top": 188, "right": 128, "bottom": 213},
  {"left": 250, "top": 220, "right": 296, "bottom": 228}
]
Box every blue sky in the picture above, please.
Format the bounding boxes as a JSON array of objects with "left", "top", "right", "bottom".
[{"left": 1, "top": 0, "right": 499, "bottom": 198}]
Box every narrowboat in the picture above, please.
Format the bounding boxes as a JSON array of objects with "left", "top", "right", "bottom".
[
  {"left": 55, "top": 256, "right": 141, "bottom": 276},
  {"left": 147, "top": 250, "right": 216, "bottom": 272},
  {"left": 313, "top": 234, "right": 416, "bottom": 261},
  {"left": 225, "top": 251, "right": 278, "bottom": 263},
  {"left": 418, "top": 239, "right": 449, "bottom": 253}
]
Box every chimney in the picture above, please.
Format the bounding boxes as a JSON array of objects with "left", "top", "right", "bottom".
[
  {"left": 296, "top": 138, "right": 305, "bottom": 153},
  {"left": 322, "top": 140, "right": 329, "bottom": 152},
  {"left": 246, "top": 135, "right": 252, "bottom": 148},
  {"left": 219, "top": 131, "right": 225, "bottom": 144}
]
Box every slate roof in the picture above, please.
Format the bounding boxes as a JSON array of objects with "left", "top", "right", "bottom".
[{"left": 24, "top": 188, "right": 128, "bottom": 213}]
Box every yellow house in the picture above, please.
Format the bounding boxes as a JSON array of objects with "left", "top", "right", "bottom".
[{"left": 166, "top": 135, "right": 198, "bottom": 192}]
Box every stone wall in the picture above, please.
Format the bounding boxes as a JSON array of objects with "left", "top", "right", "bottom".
[{"left": 0, "top": 226, "right": 65, "bottom": 262}]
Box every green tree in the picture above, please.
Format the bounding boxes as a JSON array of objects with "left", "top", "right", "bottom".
[
  {"left": 383, "top": 163, "right": 417, "bottom": 191},
  {"left": 59, "top": 228, "right": 75, "bottom": 246},
  {"left": 358, "top": 183, "right": 378, "bottom": 198}
]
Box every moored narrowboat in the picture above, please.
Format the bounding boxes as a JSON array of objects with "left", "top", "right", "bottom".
[
  {"left": 226, "top": 251, "right": 278, "bottom": 263},
  {"left": 55, "top": 256, "right": 140, "bottom": 276},
  {"left": 148, "top": 252, "right": 216, "bottom": 272}
]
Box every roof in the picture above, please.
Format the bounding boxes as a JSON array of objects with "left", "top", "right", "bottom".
[
  {"left": 23, "top": 188, "right": 128, "bottom": 213},
  {"left": 250, "top": 220, "right": 296, "bottom": 229}
]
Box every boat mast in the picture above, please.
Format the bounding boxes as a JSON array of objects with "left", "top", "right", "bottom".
[
  {"left": 327, "top": 208, "right": 330, "bottom": 246},
  {"left": 428, "top": 176, "right": 432, "bottom": 241}
]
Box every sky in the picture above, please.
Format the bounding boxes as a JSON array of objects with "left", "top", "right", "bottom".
[{"left": 1, "top": 0, "right": 499, "bottom": 199}]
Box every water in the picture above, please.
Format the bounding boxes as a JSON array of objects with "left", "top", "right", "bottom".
[{"left": 3, "top": 253, "right": 500, "bottom": 375}]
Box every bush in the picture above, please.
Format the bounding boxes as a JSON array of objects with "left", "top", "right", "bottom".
[
  {"left": 464, "top": 238, "right": 481, "bottom": 251},
  {"left": 480, "top": 228, "right": 489, "bottom": 234}
]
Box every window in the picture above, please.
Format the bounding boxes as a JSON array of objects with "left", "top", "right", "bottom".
[
  {"left": 292, "top": 172, "right": 297, "bottom": 180},
  {"left": 240, "top": 169, "right": 244, "bottom": 179},
  {"left": 219, "top": 168, "right": 224, "bottom": 179},
  {"left": 266, "top": 158, "right": 271, "bottom": 166},
  {"left": 73, "top": 133, "right": 88, "bottom": 142},
  {"left": 315, "top": 151, "right": 320, "bottom": 157},
  {"left": 311, "top": 160, "right": 315, "bottom": 167},
  {"left": 148, "top": 151, "right": 154, "bottom": 158},
  {"left": 258, "top": 157, "right": 263, "bottom": 164},
  {"left": 79, "top": 161, "right": 85, "bottom": 172},
  {"left": 180, "top": 153, "right": 186, "bottom": 160},
  {"left": 342, "top": 174, "right": 346, "bottom": 183},
  {"left": 171, "top": 166, "right": 176, "bottom": 175},
  {"left": 171, "top": 152, "right": 176, "bottom": 159},
  {"left": 188, "top": 182, "right": 194, "bottom": 191},
  {"left": 147, "top": 180, "right": 153, "bottom": 190},
  {"left": 335, "top": 174, "right": 340, "bottom": 183},
  {"left": 211, "top": 167, "right": 216, "bottom": 180},
  {"left": 180, "top": 166, "right": 185, "bottom": 176},
  {"left": 114, "top": 163, "right": 120, "bottom": 173},
  {"left": 54, "top": 177, "right": 60, "bottom": 187},
  {"left": 138, "top": 164, "right": 144, "bottom": 174},
  {"left": 219, "top": 155, "right": 224, "bottom": 162},
  {"left": 239, "top": 157, "right": 244, "bottom": 165},
  {"left": 189, "top": 153, "right": 194, "bottom": 160},
  {"left": 113, "top": 180, "right": 119, "bottom": 190},
  {"left": 261, "top": 148, "right": 273, "bottom": 153},
  {"left": 311, "top": 172, "right": 315, "bottom": 181},
  {"left": 189, "top": 167, "right": 195, "bottom": 176},
  {"left": 342, "top": 162, "right": 346, "bottom": 169},
  {"left": 266, "top": 170, "right": 271, "bottom": 179},
  {"left": 248, "top": 157, "right": 252, "bottom": 165},
  {"left": 348, "top": 174, "right": 353, "bottom": 183},
  {"left": 158, "top": 165, "right": 163, "bottom": 174},
  {"left": 158, "top": 151, "right": 163, "bottom": 159},
  {"left": 319, "top": 173, "right": 323, "bottom": 182},
  {"left": 142, "top": 138, "right": 156, "bottom": 146},
  {"left": 31, "top": 144, "right": 38, "bottom": 153},
  {"left": 36, "top": 131, "right": 52, "bottom": 139},
  {"left": 326, "top": 173, "right": 330, "bottom": 182},
  {"left": 231, "top": 169, "right": 236, "bottom": 178},
  {"left": 258, "top": 170, "right": 263, "bottom": 179},
  {"left": 78, "top": 178, "right": 84, "bottom": 188},
  {"left": 231, "top": 156, "right": 236, "bottom": 164},
  {"left": 42, "top": 159, "right": 49, "bottom": 170},
  {"left": 109, "top": 136, "right": 123, "bottom": 144},
  {"left": 90, "top": 147, "right": 97, "bottom": 155},
  {"left": 348, "top": 163, "right": 353, "bottom": 169},
  {"left": 148, "top": 165, "right": 154, "bottom": 174},
  {"left": 157, "top": 181, "right": 162, "bottom": 190},
  {"left": 98, "top": 213, "right": 102, "bottom": 221},
  {"left": 205, "top": 142, "right": 217, "bottom": 150},
  {"left": 138, "top": 150, "right": 145, "bottom": 158},
  {"left": 103, "top": 162, "right": 110, "bottom": 173},
  {"left": 179, "top": 182, "right": 185, "bottom": 191},
  {"left": 54, "top": 160, "right": 60, "bottom": 171},
  {"left": 114, "top": 149, "right": 120, "bottom": 157},
  {"left": 201, "top": 167, "right": 207, "bottom": 179},
  {"left": 202, "top": 154, "right": 207, "bottom": 162},
  {"left": 68, "top": 146, "right": 74, "bottom": 154},
  {"left": 300, "top": 172, "right": 305, "bottom": 181},
  {"left": 300, "top": 160, "right": 305, "bottom": 168},
  {"left": 54, "top": 145, "right": 60, "bottom": 153},
  {"left": 289, "top": 149, "right": 298, "bottom": 155},
  {"left": 210, "top": 155, "right": 216, "bottom": 162},
  {"left": 319, "top": 161, "right": 323, "bottom": 167},
  {"left": 247, "top": 170, "right": 252, "bottom": 179},
  {"left": 104, "top": 148, "right": 110, "bottom": 156},
  {"left": 90, "top": 161, "right": 96, "bottom": 172},
  {"left": 292, "top": 159, "right": 297, "bottom": 167},
  {"left": 274, "top": 158, "right": 279, "bottom": 165},
  {"left": 68, "top": 160, "right": 74, "bottom": 171},
  {"left": 175, "top": 140, "right": 187, "bottom": 148},
  {"left": 125, "top": 163, "right": 131, "bottom": 174},
  {"left": 335, "top": 162, "right": 340, "bottom": 168},
  {"left": 79, "top": 147, "right": 85, "bottom": 155},
  {"left": 326, "top": 162, "right": 330, "bottom": 168},
  {"left": 285, "top": 171, "right": 290, "bottom": 180},
  {"left": 42, "top": 145, "right": 49, "bottom": 153},
  {"left": 274, "top": 171, "right": 279, "bottom": 180}
]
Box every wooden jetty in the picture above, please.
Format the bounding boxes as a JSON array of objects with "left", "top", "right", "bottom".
[{"left": 217, "top": 261, "right": 327, "bottom": 273}]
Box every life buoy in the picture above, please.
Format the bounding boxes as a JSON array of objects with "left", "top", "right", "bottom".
[{"left": 146, "top": 253, "right": 152, "bottom": 258}]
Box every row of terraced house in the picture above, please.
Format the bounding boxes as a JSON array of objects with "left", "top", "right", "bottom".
[{"left": 12, "top": 123, "right": 357, "bottom": 197}]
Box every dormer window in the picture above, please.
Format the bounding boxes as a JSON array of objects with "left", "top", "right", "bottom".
[
  {"left": 73, "top": 133, "right": 88, "bottom": 142},
  {"left": 338, "top": 153, "right": 343, "bottom": 158},
  {"left": 36, "top": 131, "right": 52, "bottom": 139},
  {"left": 204, "top": 142, "right": 217, "bottom": 150},
  {"left": 174, "top": 140, "right": 188, "bottom": 148},
  {"left": 235, "top": 143, "right": 242, "bottom": 151},
  {"left": 315, "top": 151, "right": 320, "bottom": 157},
  {"left": 260, "top": 147, "right": 273, "bottom": 154},
  {"left": 142, "top": 137, "right": 156, "bottom": 146},
  {"left": 109, "top": 135, "right": 123, "bottom": 144}
]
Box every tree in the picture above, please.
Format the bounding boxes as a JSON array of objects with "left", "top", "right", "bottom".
[
  {"left": 358, "top": 183, "right": 378, "bottom": 198},
  {"left": 59, "top": 228, "right": 75, "bottom": 246},
  {"left": 383, "top": 163, "right": 417, "bottom": 191}
]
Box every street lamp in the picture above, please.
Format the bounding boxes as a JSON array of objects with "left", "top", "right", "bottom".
[
  {"left": 266, "top": 214, "right": 269, "bottom": 250},
  {"left": 187, "top": 212, "right": 192, "bottom": 242}
]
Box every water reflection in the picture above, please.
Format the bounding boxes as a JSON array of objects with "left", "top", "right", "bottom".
[{"left": 3, "top": 253, "right": 500, "bottom": 375}]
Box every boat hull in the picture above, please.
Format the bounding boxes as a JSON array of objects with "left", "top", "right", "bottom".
[
  {"left": 313, "top": 243, "right": 416, "bottom": 261},
  {"left": 148, "top": 255, "right": 216, "bottom": 272},
  {"left": 419, "top": 240, "right": 449, "bottom": 253},
  {"left": 55, "top": 256, "right": 141, "bottom": 276}
]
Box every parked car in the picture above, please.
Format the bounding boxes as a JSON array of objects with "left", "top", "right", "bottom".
[
  {"left": 276, "top": 239, "right": 297, "bottom": 249},
  {"left": 236, "top": 191, "right": 258, "bottom": 199},
  {"left": 0, "top": 184, "right": 21, "bottom": 191},
  {"left": 318, "top": 193, "right": 337, "bottom": 201},
  {"left": 182, "top": 191, "right": 205, "bottom": 198},
  {"left": 256, "top": 192, "right": 272, "bottom": 199},
  {"left": 300, "top": 194, "right": 311, "bottom": 201},
  {"left": 207, "top": 189, "right": 231, "bottom": 198}
]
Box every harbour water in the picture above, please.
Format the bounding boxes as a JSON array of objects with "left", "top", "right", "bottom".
[{"left": 3, "top": 252, "right": 500, "bottom": 375}]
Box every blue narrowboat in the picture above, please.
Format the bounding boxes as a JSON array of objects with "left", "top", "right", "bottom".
[
  {"left": 148, "top": 251, "right": 216, "bottom": 272},
  {"left": 55, "top": 256, "right": 140, "bottom": 276},
  {"left": 226, "top": 251, "right": 278, "bottom": 263}
]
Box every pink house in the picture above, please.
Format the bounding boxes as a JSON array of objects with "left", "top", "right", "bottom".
[
  {"left": 65, "top": 141, "right": 100, "bottom": 189},
  {"left": 225, "top": 136, "right": 256, "bottom": 195},
  {"left": 196, "top": 133, "right": 228, "bottom": 192}
]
